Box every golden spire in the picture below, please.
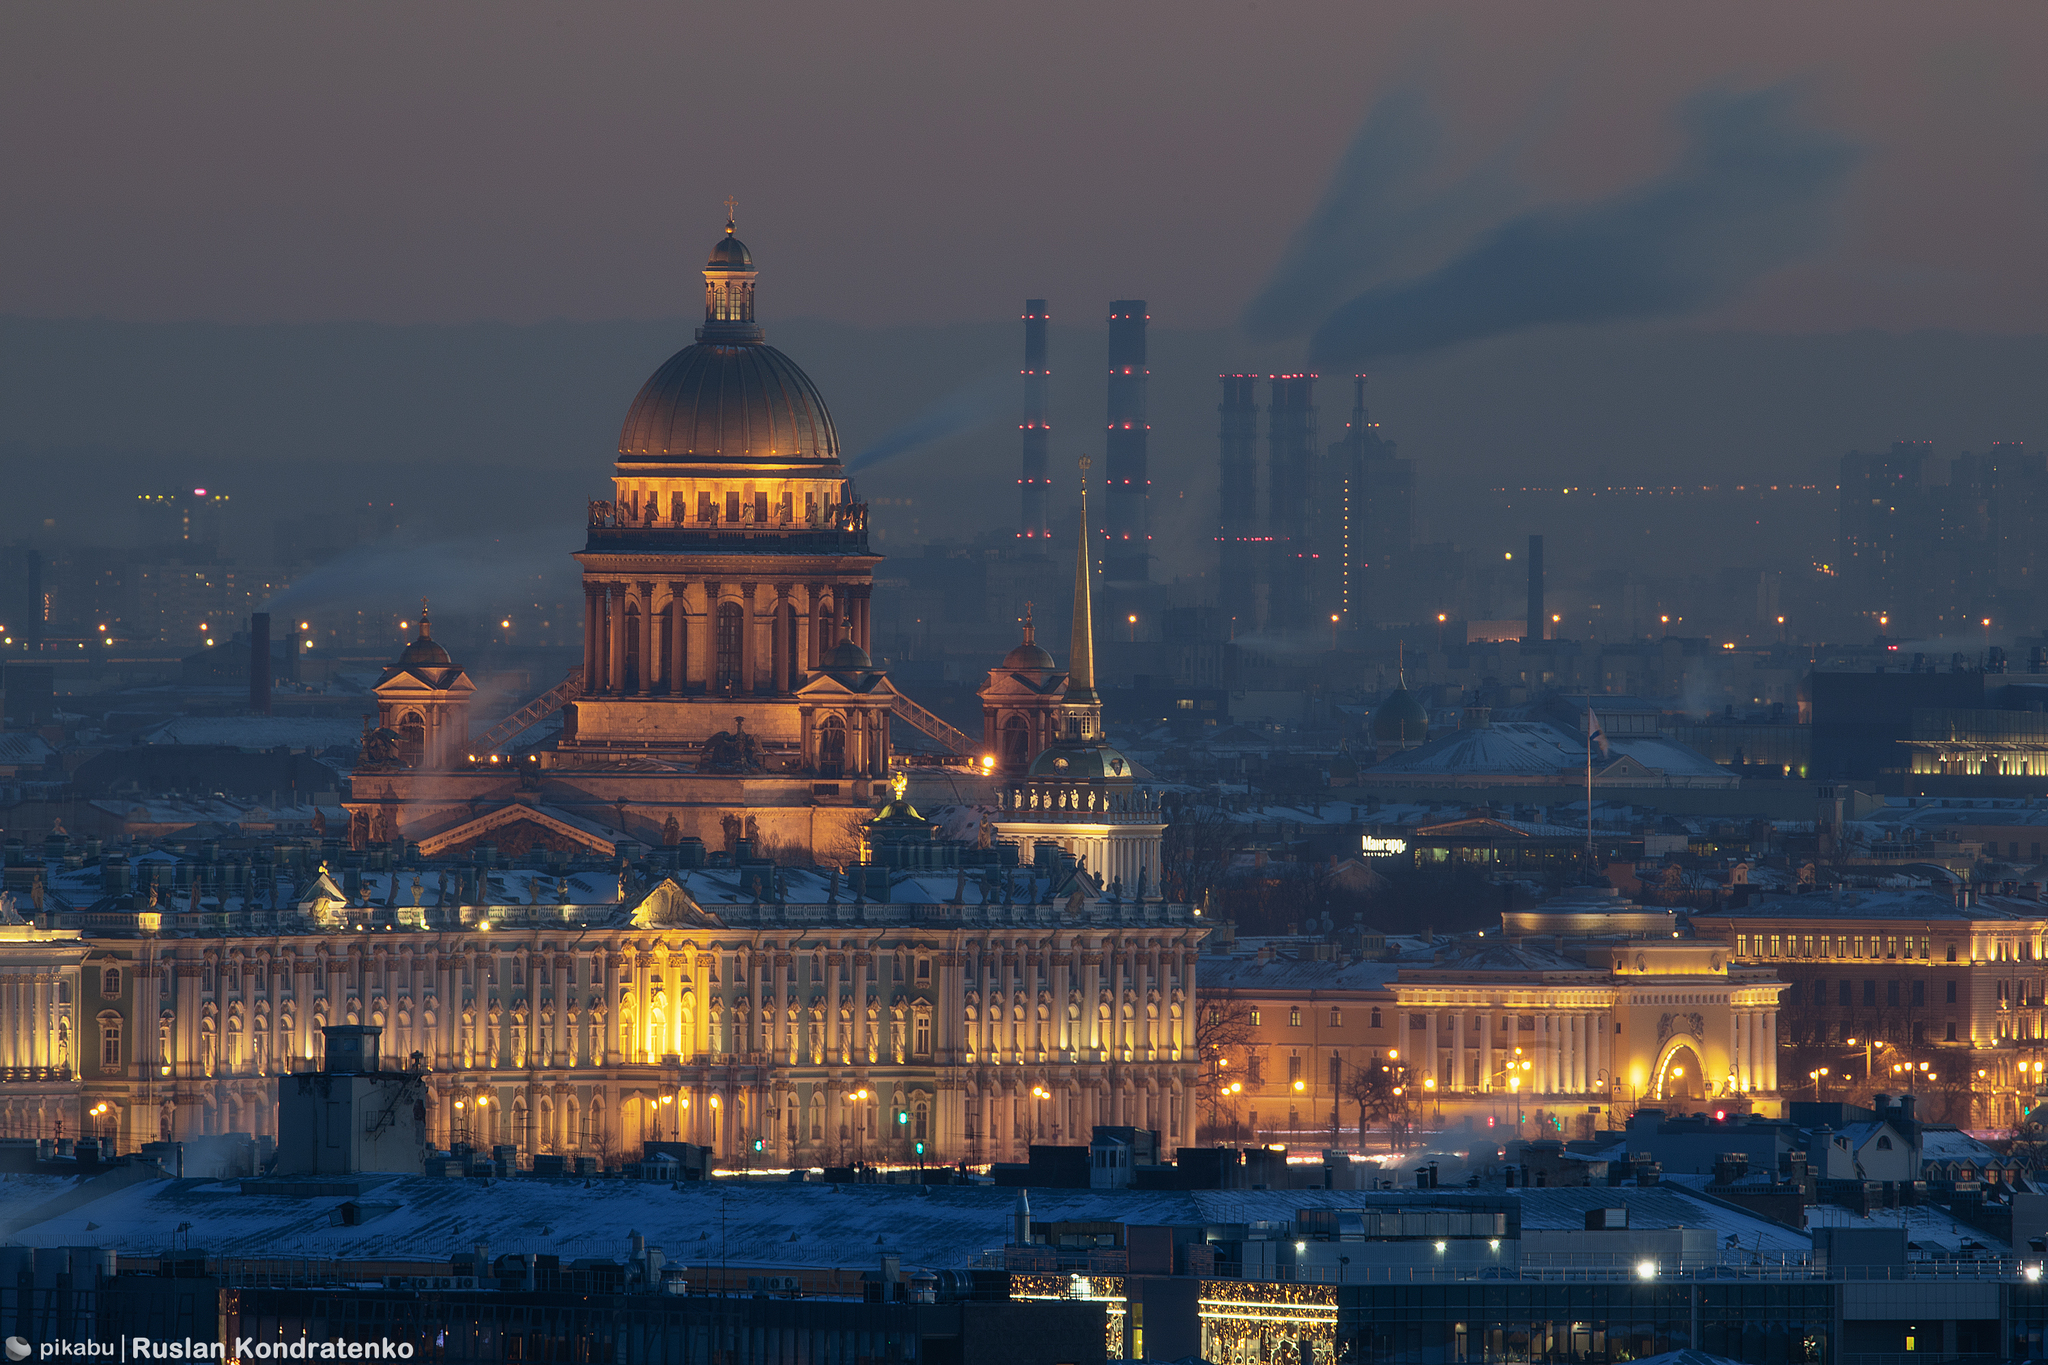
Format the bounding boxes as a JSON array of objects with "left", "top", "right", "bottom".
[
  {"left": 420, "top": 598, "right": 431, "bottom": 639},
  {"left": 1022, "top": 601, "right": 1035, "bottom": 645},
  {"left": 1068, "top": 456, "right": 1098, "bottom": 705},
  {"left": 724, "top": 196, "right": 738, "bottom": 233}
]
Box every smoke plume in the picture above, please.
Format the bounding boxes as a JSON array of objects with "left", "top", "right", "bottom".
[
  {"left": 845, "top": 372, "right": 1013, "bottom": 473},
  {"left": 1249, "top": 85, "right": 1858, "bottom": 366}
]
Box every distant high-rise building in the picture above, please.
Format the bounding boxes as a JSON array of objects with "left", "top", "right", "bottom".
[
  {"left": 1018, "top": 300, "right": 1051, "bottom": 546},
  {"left": 1217, "top": 375, "right": 1261, "bottom": 631},
  {"left": 1102, "top": 301, "right": 1150, "bottom": 582},
  {"left": 1328, "top": 376, "right": 1413, "bottom": 627},
  {"left": 1838, "top": 440, "right": 2046, "bottom": 637},
  {"left": 1265, "top": 373, "right": 1317, "bottom": 630},
  {"left": 136, "top": 488, "right": 232, "bottom": 561}
]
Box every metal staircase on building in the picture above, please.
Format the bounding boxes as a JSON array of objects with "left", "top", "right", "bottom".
[
  {"left": 890, "top": 695, "right": 975, "bottom": 756},
  {"left": 475, "top": 667, "right": 583, "bottom": 753}
]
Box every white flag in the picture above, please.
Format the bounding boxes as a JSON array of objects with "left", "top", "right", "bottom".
[{"left": 1583, "top": 706, "right": 1609, "bottom": 757}]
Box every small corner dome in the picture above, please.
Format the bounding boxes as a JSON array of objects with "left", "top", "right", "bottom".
[
  {"left": 824, "top": 639, "right": 874, "bottom": 672},
  {"left": 1002, "top": 640, "right": 1056, "bottom": 671},
  {"left": 398, "top": 635, "right": 453, "bottom": 669},
  {"left": 708, "top": 227, "right": 752, "bottom": 269},
  {"left": 1371, "top": 688, "right": 1428, "bottom": 743}
]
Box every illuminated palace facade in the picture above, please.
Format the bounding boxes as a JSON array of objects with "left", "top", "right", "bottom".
[
  {"left": 343, "top": 215, "right": 902, "bottom": 863},
  {"left": 1204, "top": 887, "right": 1789, "bottom": 1140},
  {"left": 21, "top": 862, "right": 1203, "bottom": 1164}
]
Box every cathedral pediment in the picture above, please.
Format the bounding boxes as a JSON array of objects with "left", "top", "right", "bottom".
[{"left": 415, "top": 804, "right": 620, "bottom": 859}]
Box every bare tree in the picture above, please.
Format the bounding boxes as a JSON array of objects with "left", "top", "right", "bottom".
[
  {"left": 1161, "top": 801, "right": 1236, "bottom": 906},
  {"left": 1195, "top": 996, "right": 1256, "bottom": 1138},
  {"left": 1346, "top": 1057, "right": 1413, "bottom": 1152}
]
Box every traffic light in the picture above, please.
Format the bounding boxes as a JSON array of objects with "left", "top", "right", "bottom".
[
  {"left": 914, "top": 1141, "right": 925, "bottom": 1156},
  {"left": 753, "top": 1138, "right": 764, "bottom": 1153},
  {"left": 897, "top": 1110, "right": 908, "bottom": 1125}
]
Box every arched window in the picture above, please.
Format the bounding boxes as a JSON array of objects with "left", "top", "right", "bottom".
[
  {"left": 815, "top": 599, "right": 838, "bottom": 659},
  {"left": 101, "top": 968, "right": 120, "bottom": 998},
  {"left": 1370, "top": 1008, "right": 1382, "bottom": 1029},
  {"left": 1000, "top": 715, "right": 1030, "bottom": 770},
  {"left": 818, "top": 716, "right": 847, "bottom": 777},
  {"left": 396, "top": 712, "right": 426, "bottom": 767},
  {"left": 716, "top": 603, "right": 744, "bottom": 691},
  {"left": 98, "top": 1013, "right": 121, "bottom": 1069}
]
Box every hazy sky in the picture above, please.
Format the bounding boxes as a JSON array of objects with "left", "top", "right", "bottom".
[{"left": 6, "top": 1, "right": 2047, "bottom": 336}]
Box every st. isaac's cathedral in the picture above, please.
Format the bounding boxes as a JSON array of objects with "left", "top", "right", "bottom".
[{"left": 343, "top": 213, "right": 1167, "bottom": 898}]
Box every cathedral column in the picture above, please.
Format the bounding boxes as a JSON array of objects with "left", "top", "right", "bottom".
[
  {"left": 1425, "top": 1010, "right": 1438, "bottom": 1091},
  {"left": 667, "top": 585, "right": 686, "bottom": 695},
  {"left": 698, "top": 582, "right": 720, "bottom": 692},
  {"left": 803, "top": 582, "right": 823, "bottom": 674},
  {"left": 1762, "top": 1012, "right": 1778, "bottom": 1091},
  {"left": 552, "top": 955, "right": 570, "bottom": 1066},
  {"left": 772, "top": 584, "right": 792, "bottom": 694},
  {"left": 638, "top": 582, "right": 658, "bottom": 697},
  {"left": 1478, "top": 1011, "right": 1491, "bottom": 1092},
  {"left": 606, "top": 585, "right": 626, "bottom": 699},
  {"left": 740, "top": 582, "right": 759, "bottom": 694},
  {"left": 583, "top": 586, "right": 601, "bottom": 693}
]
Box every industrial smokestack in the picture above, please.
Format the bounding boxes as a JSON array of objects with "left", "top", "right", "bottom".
[
  {"left": 1019, "top": 300, "right": 1051, "bottom": 545},
  {"left": 248, "top": 613, "right": 272, "bottom": 715},
  {"left": 1103, "top": 301, "right": 1149, "bottom": 581},
  {"left": 282, "top": 624, "right": 302, "bottom": 685},
  {"left": 1266, "top": 373, "right": 1319, "bottom": 629},
  {"left": 1525, "top": 535, "right": 1545, "bottom": 642}
]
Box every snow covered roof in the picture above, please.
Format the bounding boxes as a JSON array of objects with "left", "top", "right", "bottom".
[
  {"left": 140, "top": 717, "right": 366, "bottom": 750},
  {"left": 0, "top": 1173, "right": 1816, "bottom": 1270}
]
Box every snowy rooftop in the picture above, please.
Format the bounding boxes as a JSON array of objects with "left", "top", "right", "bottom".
[{"left": 0, "top": 1172, "right": 1814, "bottom": 1270}]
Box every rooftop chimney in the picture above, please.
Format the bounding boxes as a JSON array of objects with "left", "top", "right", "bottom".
[{"left": 249, "top": 613, "right": 272, "bottom": 715}]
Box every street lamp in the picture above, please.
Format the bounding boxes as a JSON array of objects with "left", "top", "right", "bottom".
[
  {"left": 1329, "top": 614, "right": 1340, "bottom": 649},
  {"left": 1809, "top": 1067, "right": 1829, "bottom": 1100},
  {"left": 1127, "top": 614, "right": 1137, "bottom": 642}
]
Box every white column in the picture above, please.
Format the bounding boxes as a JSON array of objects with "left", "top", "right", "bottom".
[
  {"left": 1425, "top": 1010, "right": 1439, "bottom": 1090},
  {"left": 1451, "top": 1010, "right": 1466, "bottom": 1092},
  {"left": 1730, "top": 1011, "right": 1744, "bottom": 1092},
  {"left": 1397, "top": 1009, "right": 1411, "bottom": 1069},
  {"left": 1478, "top": 1012, "right": 1492, "bottom": 1093},
  {"left": 1763, "top": 1012, "right": 1778, "bottom": 1092}
]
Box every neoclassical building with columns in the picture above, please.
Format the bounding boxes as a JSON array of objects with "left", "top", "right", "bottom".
[
  {"left": 28, "top": 849, "right": 1203, "bottom": 1165},
  {"left": 1201, "top": 885, "right": 1789, "bottom": 1143}
]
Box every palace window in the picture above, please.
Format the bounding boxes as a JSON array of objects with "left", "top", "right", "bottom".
[
  {"left": 1247, "top": 1053, "right": 1262, "bottom": 1083},
  {"left": 725, "top": 492, "right": 741, "bottom": 523},
  {"left": 1287, "top": 1054, "right": 1302, "bottom": 1083},
  {"left": 1946, "top": 1022, "right": 1958, "bottom": 1041},
  {"left": 100, "top": 1018, "right": 121, "bottom": 1069},
  {"left": 1249, "top": 1009, "right": 1261, "bottom": 1026},
  {"left": 1912, "top": 980, "right": 1925, "bottom": 1006},
  {"left": 1947, "top": 981, "right": 1957, "bottom": 1003},
  {"left": 1369, "top": 1008, "right": 1382, "bottom": 1029},
  {"left": 101, "top": 968, "right": 120, "bottom": 998},
  {"left": 1736, "top": 935, "right": 1749, "bottom": 957},
  {"left": 1329, "top": 1007, "right": 1342, "bottom": 1027},
  {"left": 914, "top": 1016, "right": 931, "bottom": 1056},
  {"left": 1289, "top": 1007, "right": 1301, "bottom": 1028}
]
